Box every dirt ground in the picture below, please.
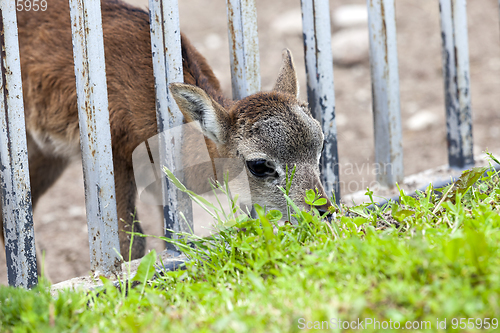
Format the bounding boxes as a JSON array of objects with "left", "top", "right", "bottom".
[{"left": 1, "top": 0, "right": 500, "bottom": 285}]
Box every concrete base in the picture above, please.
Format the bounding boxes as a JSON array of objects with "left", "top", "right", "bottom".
[
  {"left": 342, "top": 152, "right": 499, "bottom": 206},
  {"left": 50, "top": 250, "right": 187, "bottom": 296}
]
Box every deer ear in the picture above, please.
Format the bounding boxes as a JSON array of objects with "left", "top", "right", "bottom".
[
  {"left": 273, "top": 49, "right": 299, "bottom": 98},
  {"left": 169, "top": 83, "right": 230, "bottom": 144}
]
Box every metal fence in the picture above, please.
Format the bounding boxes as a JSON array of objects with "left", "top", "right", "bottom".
[{"left": 1, "top": 0, "right": 474, "bottom": 287}]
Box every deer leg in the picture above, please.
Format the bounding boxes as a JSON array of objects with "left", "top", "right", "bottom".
[
  {"left": 113, "top": 154, "right": 146, "bottom": 261},
  {"left": 1, "top": 143, "right": 146, "bottom": 264}
]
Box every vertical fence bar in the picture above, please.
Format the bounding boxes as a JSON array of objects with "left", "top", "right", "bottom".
[
  {"left": 366, "top": 0, "right": 404, "bottom": 187},
  {"left": 439, "top": 0, "right": 473, "bottom": 169},
  {"left": 149, "top": 0, "right": 192, "bottom": 251},
  {"left": 226, "top": 0, "right": 260, "bottom": 99},
  {"left": 68, "top": 0, "right": 121, "bottom": 275},
  {"left": 301, "top": 0, "right": 340, "bottom": 203},
  {"left": 0, "top": 0, "right": 37, "bottom": 288}
]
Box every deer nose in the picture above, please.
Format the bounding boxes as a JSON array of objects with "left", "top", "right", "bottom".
[{"left": 317, "top": 208, "right": 333, "bottom": 220}]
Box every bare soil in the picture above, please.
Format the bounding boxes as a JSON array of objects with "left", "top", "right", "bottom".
[{"left": 1, "top": 0, "right": 500, "bottom": 285}]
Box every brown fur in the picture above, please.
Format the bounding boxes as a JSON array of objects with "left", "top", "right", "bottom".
[{"left": 1, "top": 0, "right": 331, "bottom": 261}]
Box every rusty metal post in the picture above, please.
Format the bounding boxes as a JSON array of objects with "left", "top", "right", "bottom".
[
  {"left": 366, "top": 0, "right": 404, "bottom": 187},
  {"left": 149, "top": 0, "right": 192, "bottom": 251},
  {"left": 439, "top": 0, "right": 474, "bottom": 169},
  {"left": 226, "top": 0, "right": 260, "bottom": 100},
  {"left": 0, "top": 0, "right": 37, "bottom": 288},
  {"left": 301, "top": 0, "right": 340, "bottom": 203},
  {"left": 68, "top": 0, "right": 121, "bottom": 275}
]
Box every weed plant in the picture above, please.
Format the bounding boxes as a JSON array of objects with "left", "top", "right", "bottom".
[{"left": 1, "top": 155, "right": 500, "bottom": 332}]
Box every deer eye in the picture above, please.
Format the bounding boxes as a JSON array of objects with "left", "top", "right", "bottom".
[{"left": 246, "top": 160, "right": 277, "bottom": 178}]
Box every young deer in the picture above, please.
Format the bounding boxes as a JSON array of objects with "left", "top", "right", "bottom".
[{"left": 1, "top": 0, "right": 332, "bottom": 260}]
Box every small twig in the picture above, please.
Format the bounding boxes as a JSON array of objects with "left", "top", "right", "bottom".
[{"left": 432, "top": 183, "right": 455, "bottom": 215}]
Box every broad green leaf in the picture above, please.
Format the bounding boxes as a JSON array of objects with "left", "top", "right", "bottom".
[
  {"left": 313, "top": 198, "right": 327, "bottom": 206},
  {"left": 305, "top": 189, "right": 316, "bottom": 205},
  {"left": 446, "top": 167, "right": 488, "bottom": 201},
  {"left": 465, "top": 229, "right": 490, "bottom": 272},
  {"left": 223, "top": 219, "right": 237, "bottom": 228},
  {"left": 266, "top": 210, "right": 283, "bottom": 223},
  {"left": 401, "top": 195, "right": 416, "bottom": 207},
  {"left": 346, "top": 220, "right": 358, "bottom": 234},
  {"left": 393, "top": 209, "right": 414, "bottom": 222},
  {"left": 444, "top": 237, "right": 463, "bottom": 262},
  {"left": 353, "top": 217, "right": 367, "bottom": 227},
  {"left": 349, "top": 205, "right": 370, "bottom": 218},
  {"left": 364, "top": 225, "right": 376, "bottom": 239},
  {"left": 391, "top": 203, "right": 398, "bottom": 216},
  {"left": 132, "top": 249, "right": 157, "bottom": 283},
  {"left": 341, "top": 216, "right": 351, "bottom": 225},
  {"left": 301, "top": 211, "right": 314, "bottom": 223}
]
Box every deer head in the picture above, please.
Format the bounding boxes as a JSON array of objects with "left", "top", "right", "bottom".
[{"left": 170, "top": 50, "right": 332, "bottom": 219}]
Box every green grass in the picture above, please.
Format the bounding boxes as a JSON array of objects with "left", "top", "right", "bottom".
[{"left": 2, "top": 157, "right": 500, "bottom": 332}]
